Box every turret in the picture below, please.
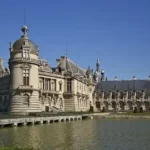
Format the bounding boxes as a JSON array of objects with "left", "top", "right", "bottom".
[
  {"left": 93, "top": 57, "right": 102, "bottom": 83},
  {"left": 8, "top": 25, "right": 41, "bottom": 113}
]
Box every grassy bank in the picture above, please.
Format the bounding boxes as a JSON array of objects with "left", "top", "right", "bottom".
[
  {"left": 96, "top": 112, "right": 150, "bottom": 119},
  {"left": 116, "top": 112, "right": 150, "bottom": 116},
  {"left": 0, "top": 147, "right": 36, "bottom": 150}
]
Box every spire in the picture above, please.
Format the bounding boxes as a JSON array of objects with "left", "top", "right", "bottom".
[
  {"left": 65, "top": 44, "right": 68, "bottom": 58},
  {"left": 21, "top": 9, "right": 28, "bottom": 37},
  {"left": 96, "top": 57, "right": 100, "bottom": 71}
]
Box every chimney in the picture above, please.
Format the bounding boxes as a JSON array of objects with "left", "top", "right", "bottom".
[
  {"left": 61, "top": 56, "right": 66, "bottom": 71},
  {"left": 133, "top": 76, "right": 136, "bottom": 80},
  {"left": 115, "top": 76, "right": 118, "bottom": 81},
  {"left": 0, "top": 58, "right": 4, "bottom": 69},
  {"left": 56, "top": 59, "right": 61, "bottom": 66}
]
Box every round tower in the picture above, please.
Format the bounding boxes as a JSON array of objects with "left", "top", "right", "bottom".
[{"left": 8, "top": 25, "right": 41, "bottom": 113}]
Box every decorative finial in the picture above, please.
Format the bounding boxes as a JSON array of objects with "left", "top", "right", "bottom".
[
  {"left": 105, "top": 77, "right": 108, "bottom": 81},
  {"left": 101, "top": 69, "right": 104, "bottom": 73},
  {"left": 36, "top": 45, "right": 39, "bottom": 52},
  {"left": 9, "top": 42, "right": 12, "bottom": 48},
  {"left": 133, "top": 76, "right": 136, "bottom": 80},
  {"left": 115, "top": 76, "right": 118, "bottom": 81},
  {"left": 21, "top": 25, "right": 28, "bottom": 37},
  {"left": 65, "top": 44, "right": 68, "bottom": 58},
  {"left": 9, "top": 42, "right": 13, "bottom": 52}
]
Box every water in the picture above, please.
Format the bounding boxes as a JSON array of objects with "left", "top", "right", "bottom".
[{"left": 0, "top": 119, "right": 150, "bottom": 150}]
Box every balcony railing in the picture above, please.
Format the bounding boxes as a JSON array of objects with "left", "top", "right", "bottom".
[
  {"left": 63, "top": 91, "right": 75, "bottom": 96},
  {"left": 41, "top": 89, "right": 59, "bottom": 94},
  {"left": 19, "top": 85, "right": 33, "bottom": 90}
]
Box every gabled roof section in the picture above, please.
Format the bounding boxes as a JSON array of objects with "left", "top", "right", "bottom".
[{"left": 55, "top": 56, "right": 86, "bottom": 77}]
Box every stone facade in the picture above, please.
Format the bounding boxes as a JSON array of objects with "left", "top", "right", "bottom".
[
  {"left": 0, "top": 25, "right": 97, "bottom": 113},
  {"left": 94, "top": 79, "right": 150, "bottom": 112}
]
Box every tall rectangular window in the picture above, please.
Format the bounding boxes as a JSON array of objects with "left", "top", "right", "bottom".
[
  {"left": 67, "top": 79, "right": 72, "bottom": 92},
  {"left": 23, "top": 50, "right": 29, "bottom": 58},
  {"left": 45, "top": 79, "right": 49, "bottom": 90},
  {"left": 23, "top": 69, "right": 29, "bottom": 85},
  {"left": 59, "top": 83, "right": 62, "bottom": 91}
]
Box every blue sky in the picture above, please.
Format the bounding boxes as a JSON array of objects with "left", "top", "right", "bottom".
[{"left": 0, "top": 0, "right": 150, "bottom": 80}]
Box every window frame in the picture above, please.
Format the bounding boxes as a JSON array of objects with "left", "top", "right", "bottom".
[
  {"left": 23, "top": 69, "right": 30, "bottom": 86},
  {"left": 67, "top": 79, "right": 72, "bottom": 92},
  {"left": 22, "top": 49, "right": 30, "bottom": 58}
]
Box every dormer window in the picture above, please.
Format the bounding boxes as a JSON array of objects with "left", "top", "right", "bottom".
[{"left": 23, "top": 49, "right": 29, "bottom": 58}]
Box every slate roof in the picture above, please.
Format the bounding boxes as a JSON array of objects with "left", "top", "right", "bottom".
[
  {"left": 96, "top": 80, "right": 150, "bottom": 91},
  {"left": 56, "top": 57, "right": 86, "bottom": 77},
  {"left": 13, "top": 37, "right": 38, "bottom": 53},
  {"left": 66, "top": 58, "right": 86, "bottom": 76}
]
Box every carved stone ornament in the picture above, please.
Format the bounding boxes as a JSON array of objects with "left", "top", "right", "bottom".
[{"left": 20, "top": 63, "right": 31, "bottom": 69}]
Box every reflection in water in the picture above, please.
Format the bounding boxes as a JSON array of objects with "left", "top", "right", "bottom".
[{"left": 0, "top": 119, "right": 150, "bottom": 150}]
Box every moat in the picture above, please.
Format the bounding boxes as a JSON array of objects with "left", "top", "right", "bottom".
[{"left": 0, "top": 118, "right": 150, "bottom": 150}]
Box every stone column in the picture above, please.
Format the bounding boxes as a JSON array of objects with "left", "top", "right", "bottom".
[
  {"left": 48, "top": 79, "right": 49, "bottom": 91},
  {"left": 142, "top": 91, "right": 145, "bottom": 102},
  {"left": 101, "top": 92, "right": 104, "bottom": 102},
  {"left": 109, "top": 92, "right": 112, "bottom": 101},
  {"left": 43, "top": 78, "right": 45, "bottom": 90},
  {"left": 134, "top": 91, "right": 136, "bottom": 101}
]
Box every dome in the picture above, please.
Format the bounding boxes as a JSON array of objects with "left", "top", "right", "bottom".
[
  {"left": 12, "top": 25, "right": 38, "bottom": 54},
  {"left": 13, "top": 37, "right": 38, "bottom": 53}
]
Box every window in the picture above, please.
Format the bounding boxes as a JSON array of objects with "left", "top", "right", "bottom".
[
  {"left": 45, "top": 79, "right": 49, "bottom": 90},
  {"left": 67, "top": 79, "right": 72, "bottom": 92},
  {"left": 23, "top": 69, "right": 29, "bottom": 85},
  {"left": 23, "top": 49, "right": 29, "bottom": 58},
  {"left": 59, "top": 83, "right": 62, "bottom": 91},
  {"left": 51, "top": 80, "right": 56, "bottom": 91}
]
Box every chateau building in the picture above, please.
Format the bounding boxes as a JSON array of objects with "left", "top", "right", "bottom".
[
  {"left": 0, "top": 24, "right": 150, "bottom": 113},
  {"left": 0, "top": 25, "right": 102, "bottom": 113},
  {"left": 94, "top": 77, "right": 150, "bottom": 112}
]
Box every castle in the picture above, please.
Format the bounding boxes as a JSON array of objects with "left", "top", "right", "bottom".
[
  {"left": 0, "top": 25, "right": 150, "bottom": 113},
  {"left": 0, "top": 25, "right": 101, "bottom": 113}
]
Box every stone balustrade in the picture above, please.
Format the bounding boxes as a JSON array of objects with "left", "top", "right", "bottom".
[{"left": 9, "top": 57, "right": 40, "bottom": 65}]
